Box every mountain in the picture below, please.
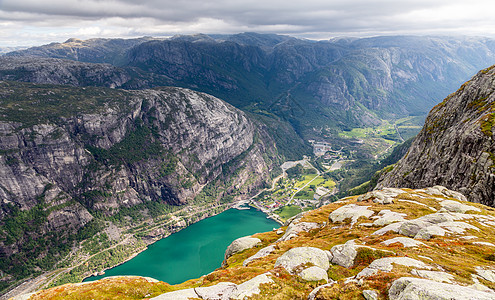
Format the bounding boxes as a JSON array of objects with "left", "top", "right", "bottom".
[
  {"left": 377, "top": 65, "right": 495, "bottom": 208},
  {"left": 0, "top": 81, "right": 287, "bottom": 293},
  {"left": 16, "top": 186, "right": 495, "bottom": 299},
  {"left": 5, "top": 37, "right": 158, "bottom": 66},
  {"left": 8, "top": 34, "right": 495, "bottom": 136}
]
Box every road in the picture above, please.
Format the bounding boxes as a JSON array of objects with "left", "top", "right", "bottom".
[{"left": 394, "top": 124, "right": 405, "bottom": 142}]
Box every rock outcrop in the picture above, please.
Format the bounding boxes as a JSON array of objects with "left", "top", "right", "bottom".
[
  {"left": 0, "top": 81, "right": 280, "bottom": 287},
  {"left": 377, "top": 65, "right": 495, "bottom": 207}
]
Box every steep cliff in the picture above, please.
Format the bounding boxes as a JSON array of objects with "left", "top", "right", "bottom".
[
  {"left": 377, "top": 65, "right": 495, "bottom": 207},
  {"left": 0, "top": 81, "right": 280, "bottom": 290}
]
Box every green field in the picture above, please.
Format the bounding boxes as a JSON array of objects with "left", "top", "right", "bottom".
[{"left": 273, "top": 205, "right": 302, "bottom": 221}]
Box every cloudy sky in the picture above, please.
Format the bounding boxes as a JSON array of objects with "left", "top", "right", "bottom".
[{"left": 1, "top": 0, "right": 495, "bottom": 47}]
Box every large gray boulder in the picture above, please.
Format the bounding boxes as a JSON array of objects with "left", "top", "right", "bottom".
[
  {"left": 299, "top": 266, "right": 329, "bottom": 282},
  {"left": 389, "top": 277, "right": 495, "bottom": 300},
  {"left": 330, "top": 240, "right": 358, "bottom": 268},
  {"left": 329, "top": 204, "right": 375, "bottom": 225},
  {"left": 224, "top": 236, "right": 262, "bottom": 261},
  {"left": 274, "top": 247, "right": 330, "bottom": 274}
]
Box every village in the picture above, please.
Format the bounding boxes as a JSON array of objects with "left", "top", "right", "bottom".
[{"left": 250, "top": 141, "right": 349, "bottom": 222}]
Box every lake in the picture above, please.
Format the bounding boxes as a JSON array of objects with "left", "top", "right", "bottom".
[{"left": 84, "top": 207, "right": 279, "bottom": 284}]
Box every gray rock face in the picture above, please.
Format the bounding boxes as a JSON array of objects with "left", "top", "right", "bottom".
[
  {"left": 274, "top": 247, "right": 330, "bottom": 274},
  {"left": 224, "top": 236, "right": 262, "bottom": 261},
  {"left": 376, "top": 65, "right": 495, "bottom": 208},
  {"left": 0, "top": 83, "right": 278, "bottom": 272},
  {"left": 389, "top": 277, "right": 495, "bottom": 300}
]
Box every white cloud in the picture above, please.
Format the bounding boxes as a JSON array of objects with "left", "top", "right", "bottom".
[{"left": 1, "top": 0, "right": 495, "bottom": 47}]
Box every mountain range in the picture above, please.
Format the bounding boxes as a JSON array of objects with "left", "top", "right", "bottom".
[{"left": 6, "top": 33, "right": 495, "bottom": 136}]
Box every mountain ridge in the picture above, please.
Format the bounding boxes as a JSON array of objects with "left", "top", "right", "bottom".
[{"left": 8, "top": 33, "right": 495, "bottom": 136}]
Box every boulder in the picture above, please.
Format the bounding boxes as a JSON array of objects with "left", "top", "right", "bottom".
[
  {"left": 389, "top": 277, "right": 495, "bottom": 300},
  {"left": 372, "top": 222, "right": 403, "bottom": 236},
  {"left": 278, "top": 221, "right": 321, "bottom": 242},
  {"left": 299, "top": 266, "right": 329, "bottom": 282},
  {"left": 243, "top": 245, "right": 276, "bottom": 266},
  {"left": 414, "top": 225, "right": 446, "bottom": 240},
  {"left": 381, "top": 237, "right": 425, "bottom": 248},
  {"left": 440, "top": 200, "right": 481, "bottom": 213},
  {"left": 330, "top": 240, "right": 358, "bottom": 268},
  {"left": 329, "top": 204, "right": 374, "bottom": 225},
  {"left": 274, "top": 247, "right": 330, "bottom": 274},
  {"left": 372, "top": 210, "right": 407, "bottom": 226},
  {"left": 356, "top": 257, "right": 432, "bottom": 279},
  {"left": 224, "top": 236, "right": 261, "bottom": 261},
  {"left": 423, "top": 186, "right": 468, "bottom": 202}
]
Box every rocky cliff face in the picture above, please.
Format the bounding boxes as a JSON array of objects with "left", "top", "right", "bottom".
[
  {"left": 0, "top": 81, "right": 279, "bottom": 283},
  {"left": 377, "top": 65, "right": 495, "bottom": 207}
]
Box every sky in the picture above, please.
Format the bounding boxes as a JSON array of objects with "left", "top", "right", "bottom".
[{"left": 1, "top": 0, "right": 495, "bottom": 47}]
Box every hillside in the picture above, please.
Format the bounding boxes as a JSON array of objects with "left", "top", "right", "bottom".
[
  {"left": 17, "top": 186, "right": 495, "bottom": 299},
  {"left": 377, "top": 65, "right": 495, "bottom": 207},
  {"left": 0, "top": 81, "right": 285, "bottom": 295}
]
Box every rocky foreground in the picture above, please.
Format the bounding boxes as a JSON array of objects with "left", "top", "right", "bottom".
[{"left": 16, "top": 186, "right": 495, "bottom": 299}]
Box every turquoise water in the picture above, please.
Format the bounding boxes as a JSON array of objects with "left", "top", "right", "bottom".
[{"left": 84, "top": 208, "right": 279, "bottom": 284}]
